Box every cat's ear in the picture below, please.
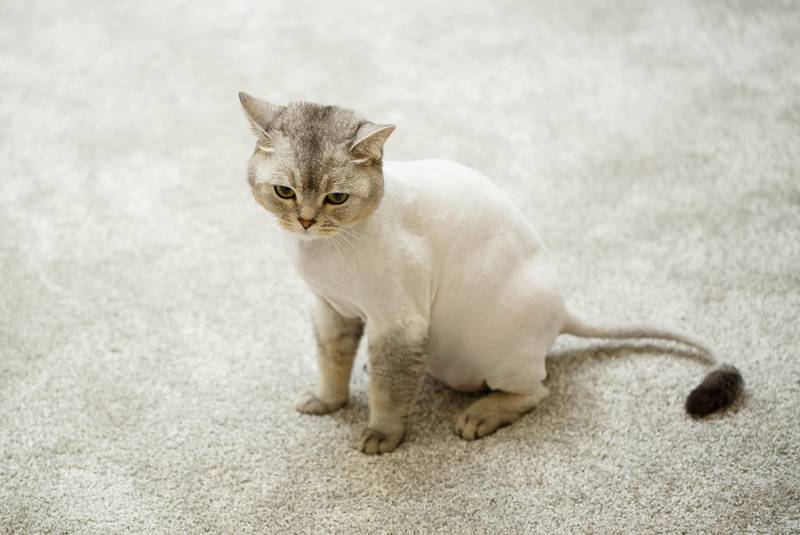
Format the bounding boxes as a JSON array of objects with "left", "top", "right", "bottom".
[
  {"left": 351, "top": 122, "right": 395, "bottom": 163},
  {"left": 239, "top": 92, "right": 284, "bottom": 139}
]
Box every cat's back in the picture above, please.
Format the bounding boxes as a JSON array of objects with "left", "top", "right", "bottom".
[
  {"left": 383, "top": 158, "right": 502, "bottom": 204},
  {"left": 381, "top": 159, "right": 545, "bottom": 253}
]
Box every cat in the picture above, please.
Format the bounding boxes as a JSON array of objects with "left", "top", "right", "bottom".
[{"left": 238, "top": 92, "right": 744, "bottom": 455}]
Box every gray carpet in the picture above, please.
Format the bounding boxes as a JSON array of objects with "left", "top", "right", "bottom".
[{"left": 2, "top": 1, "right": 799, "bottom": 533}]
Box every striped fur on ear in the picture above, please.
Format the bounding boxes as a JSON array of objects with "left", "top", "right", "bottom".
[
  {"left": 239, "top": 92, "right": 284, "bottom": 139},
  {"left": 351, "top": 123, "right": 395, "bottom": 161}
]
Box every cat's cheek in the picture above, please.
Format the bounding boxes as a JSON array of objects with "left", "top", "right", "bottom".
[
  {"left": 252, "top": 191, "right": 278, "bottom": 215},
  {"left": 278, "top": 222, "right": 298, "bottom": 233},
  {"left": 324, "top": 204, "right": 360, "bottom": 226}
]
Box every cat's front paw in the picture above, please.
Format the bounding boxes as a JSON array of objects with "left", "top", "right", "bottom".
[
  {"left": 354, "top": 427, "right": 404, "bottom": 455},
  {"left": 295, "top": 392, "right": 346, "bottom": 415}
]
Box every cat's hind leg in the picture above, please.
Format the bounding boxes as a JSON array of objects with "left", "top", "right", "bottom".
[
  {"left": 455, "top": 383, "right": 550, "bottom": 440},
  {"left": 296, "top": 295, "right": 363, "bottom": 415},
  {"left": 455, "top": 336, "right": 552, "bottom": 440}
]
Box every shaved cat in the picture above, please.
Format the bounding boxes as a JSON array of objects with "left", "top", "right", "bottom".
[{"left": 238, "top": 93, "right": 743, "bottom": 455}]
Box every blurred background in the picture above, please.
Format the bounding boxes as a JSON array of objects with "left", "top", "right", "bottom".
[{"left": 1, "top": 1, "right": 798, "bottom": 533}]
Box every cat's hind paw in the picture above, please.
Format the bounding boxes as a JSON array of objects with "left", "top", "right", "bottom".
[
  {"left": 354, "top": 427, "right": 404, "bottom": 455},
  {"left": 295, "top": 392, "right": 346, "bottom": 415},
  {"left": 455, "top": 411, "right": 509, "bottom": 440},
  {"left": 455, "top": 388, "right": 548, "bottom": 440}
]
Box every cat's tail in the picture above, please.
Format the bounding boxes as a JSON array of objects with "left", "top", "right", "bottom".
[{"left": 560, "top": 311, "right": 743, "bottom": 417}]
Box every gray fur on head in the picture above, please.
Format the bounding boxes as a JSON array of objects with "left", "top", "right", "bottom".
[{"left": 239, "top": 92, "right": 395, "bottom": 237}]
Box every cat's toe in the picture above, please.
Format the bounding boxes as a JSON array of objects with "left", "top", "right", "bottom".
[
  {"left": 475, "top": 417, "right": 507, "bottom": 438},
  {"left": 354, "top": 428, "right": 404, "bottom": 455},
  {"left": 295, "top": 392, "right": 345, "bottom": 415},
  {"left": 455, "top": 412, "right": 507, "bottom": 440},
  {"left": 455, "top": 413, "right": 479, "bottom": 440}
]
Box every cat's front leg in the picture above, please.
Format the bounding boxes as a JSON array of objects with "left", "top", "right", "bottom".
[
  {"left": 296, "top": 296, "right": 363, "bottom": 415},
  {"left": 355, "top": 315, "right": 428, "bottom": 455}
]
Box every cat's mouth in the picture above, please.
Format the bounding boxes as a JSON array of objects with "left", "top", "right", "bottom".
[
  {"left": 303, "top": 221, "right": 340, "bottom": 237},
  {"left": 289, "top": 225, "right": 340, "bottom": 239}
]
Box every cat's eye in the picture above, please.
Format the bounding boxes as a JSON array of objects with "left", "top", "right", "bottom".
[
  {"left": 274, "top": 185, "right": 296, "bottom": 199},
  {"left": 325, "top": 192, "right": 349, "bottom": 205}
]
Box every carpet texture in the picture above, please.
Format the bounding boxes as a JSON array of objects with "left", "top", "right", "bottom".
[{"left": 1, "top": 1, "right": 799, "bottom": 533}]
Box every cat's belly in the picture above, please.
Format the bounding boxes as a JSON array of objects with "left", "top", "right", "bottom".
[{"left": 426, "top": 259, "right": 565, "bottom": 394}]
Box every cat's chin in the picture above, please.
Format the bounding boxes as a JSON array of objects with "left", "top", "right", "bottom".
[{"left": 286, "top": 228, "right": 339, "bottom": 241}]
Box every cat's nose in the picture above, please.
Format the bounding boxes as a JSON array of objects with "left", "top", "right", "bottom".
[{"left": 298, "top": 218, "right": 316, "bottom": 229}]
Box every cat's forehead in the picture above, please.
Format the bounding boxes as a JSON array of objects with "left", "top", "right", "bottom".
[
  {"left": 269, "top": 104, "right": 365, "bottom": 191},
  {"left": 273, "top": 102, "right": 363, "bottom": 144}
]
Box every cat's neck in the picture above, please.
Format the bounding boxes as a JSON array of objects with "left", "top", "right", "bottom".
[{"left": 281, "top": 218, "right": 380, "bottom": 262}]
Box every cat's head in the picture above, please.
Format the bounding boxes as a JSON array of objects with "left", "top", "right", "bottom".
[{"left": 239, "top": 93, "right": 394, "bottom": 239}]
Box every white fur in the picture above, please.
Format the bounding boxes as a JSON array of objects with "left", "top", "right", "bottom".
[{"left": 282, "top": 159, "right": 567, "bottom": 394}]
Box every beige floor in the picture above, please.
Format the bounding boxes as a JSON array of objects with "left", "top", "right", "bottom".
[{"left": 1, "top": 1, "right": 798, "bottom": 533}]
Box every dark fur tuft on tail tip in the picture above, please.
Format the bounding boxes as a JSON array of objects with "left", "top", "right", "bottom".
[{"left": 685, "top": 364, "right": 743, "bottom": 417}]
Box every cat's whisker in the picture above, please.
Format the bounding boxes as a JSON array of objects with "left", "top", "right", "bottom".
[
  {"left": 330, "top": 233, "right": 359, "bottom": 279},
  {"left": 341, "top": 228, "right": 381, "bottom": 259}
]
